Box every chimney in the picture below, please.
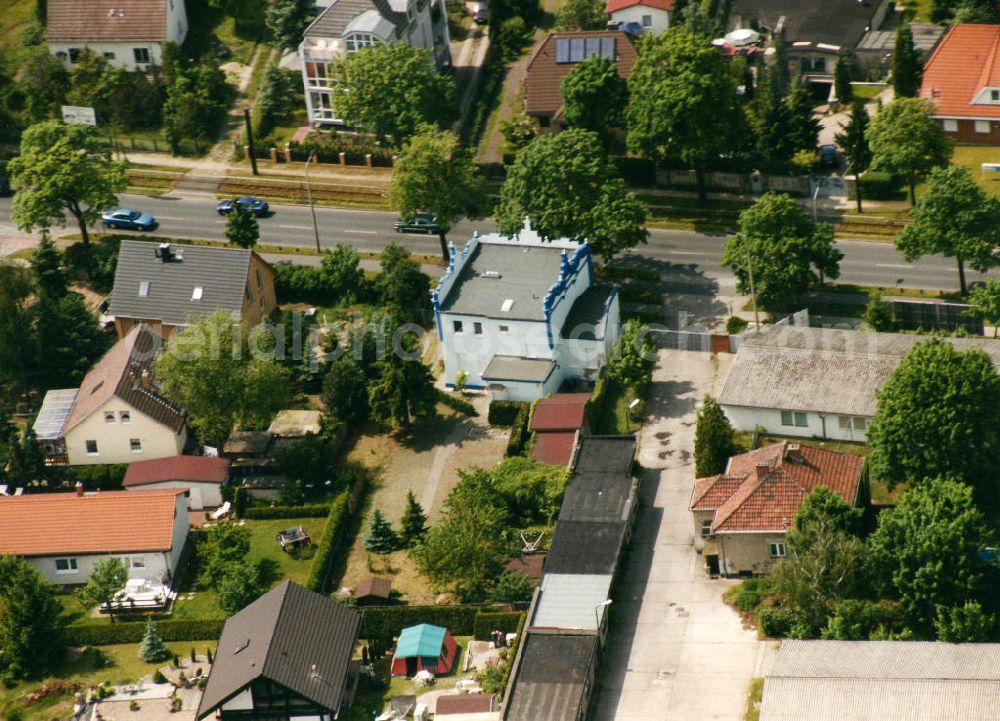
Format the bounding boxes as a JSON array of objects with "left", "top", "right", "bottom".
[
  {"left": 156, "top": 243, "right": 172, "bottom": 261},
  {"left": 75, "top": 482, "right": 84, "bottom": 497},
  {"left": 786, "top": 443, "right": 802, "bottom": 461},
  {"left": 755, "top": 462, "right": 770, "bottom": 480}
]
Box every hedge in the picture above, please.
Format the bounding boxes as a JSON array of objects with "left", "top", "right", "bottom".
[
  {"left": 360, "top": 605, "right": 480, "bottom": 641},
  {"left": 306, "top": 493, "right": 352, "bottom": 593},
  {"left": 859, "top": 171, "right": 902, "bottom": 200},
  {"left": 585, "top": 373, "right": 609, "bottom": 430},
  {"left": 437, "top": 390, "right": 479, "bottom": 417},
  {"left": 489, "top": 400, "right": 528, "bottom": 427},
  {"left": 497, "top": 611, "right": 527, "bottom": 701},
  {"left": 505, "top": 405, "right": 531, "bottom": 457},
  {"left": 244, "top": 503, "right": 333, "bottom": 520},
  {"left": 71, "top": 464, "right": 128, "bottom": 490},
  {"left": 65, "top": 619, "right": 225, "bottom": 646},
  {"left": 473, "top": 611, "right": 523, "bottom": 641},
  {"left": 757, "top": 607, "right": 800, "bottom": 638}
]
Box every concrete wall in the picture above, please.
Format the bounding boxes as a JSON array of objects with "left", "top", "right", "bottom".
[
  {"left": 65, "top": 398, "right": 187, "bottom": 465},
  {"left": 610, "top": 6, "right": 670, "bottom": 34},
  {"left": 716, "top": 532, "right": 788, "bottom": 576},
  {"left": 691, "top": 509, "right": 715, "bottom": 552},
  {"left": 720, "top": 404, "right": 870, "bottom": 443},
  {"left": 128, "top": 480, "right": 223, "bottom": 510}
]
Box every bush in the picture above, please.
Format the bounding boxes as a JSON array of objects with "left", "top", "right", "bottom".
[
  {"left": 505, "top": 405, "right": 532, "bottom": 457},
  {"left": 489, "top": 400, "right": 528, "bottom": 427},
  {"left": 725, "top": 577, "right": 771, "bottom": 614},
  {"left": 585, "top": 374, "right": 608, "bottom": 429},
  {"left": 152, "top": 670, "right": 168, "bottom": 684},
  {"left": 272, "top": 263, "right": 334, "bottom": 306},
  {"left": 243, "top": 503, "right": 333, "bottom": 520},
  {"left": 437, "top": 389, "right": 478, "bottom": 417},
  {"left": 71, "top": 464, "right": 128, "bottom": 490},
  {"left": 859, "top": 171, "right": 901, "bottom": 200},
  {"left": 289, "top": 136, "right": 393, "bottom": 166},
  {"left": 726, "top": 316, "right": 748, "bottom": 335},
  {"left": 64, "top": 619, "right": 225, "bottom": 646},
  {"left": 473, "top": 612, "right": 524, "bottom": 641},
  {"left": 757, "top": 607, "right": 800, "bottom": 638},
  {"left": 305, "top": 493, "right": 351, "bottom": 593}
]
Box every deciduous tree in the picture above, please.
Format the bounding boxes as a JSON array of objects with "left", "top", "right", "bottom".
[
  {"left": 896, "top": 164, "right": 1000, "bottom": 295},
  {"left": 934, "top": 600, "right": 995, "bottom": 642},
  {"left": 225, "top": 202, "right": 260, "bottom": 249},
  {"left": 721, "top": 193, "right": 842, "bottom": 308},
  {"left": 967, "top": 278, "right": 1000, "bottom": 335},
  {"left": 561, "top": 55, "right": 629, "bottom": 144},
  {"left": 388, "top": 126, "right": 483, "bottom": 261},
  {"left": 330, "top": 44, "right": 457, "bottom": 147},
  {"left": 0, "top": 557, "right": 64, "bottom": 679},
  {"left": 867, "top": 339, "right": 1000, "bottom": 504},
  {"left": 496, "top": 128, "right": 648, "bottom": 260},
  {"left": 322, "top": 355, "right": 370, "bottom": 426},
  {"left": 216, "top": 561, "right": 266, "bottom": 614},
  {"left": 867, "top": 97, "right": 951, "bottom": 204},
  {"left": 555, "top": 0, "right": 607, "bottom": 30},
  {"left": 9, "top": 121, "right": 127, "bottom": 250},
  {"left": 607, "top": 319, "right": 655, "bottom": 394},
  {"left": 78, "top": 557, "right": 128, "bottom": 622},
  {"left": 694, "top": 395, "right": 737, "bottom": 477},
  {"left": 374, "top": 244, "right": 431, "bottom": 319},
  {"left": 320, "top": 244, "right": 365, "bottom": 304},
  {"left": 198, "top": 523, "right": 252, "bottom": 588}
]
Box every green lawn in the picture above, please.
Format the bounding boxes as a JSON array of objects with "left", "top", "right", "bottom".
[
  {"left": 0, "top": 0, "right": 36, "bottom": 73},
  {"left": 0, "top": 642, "right": 217, "bottom": 721},
  {"left": 850, "top": 83, "right": 885, "bottom": 101},
  {"left": 948, "top": 145, "right": 1000, "bottom": 200},
  {"left": 182, "top": 0, "right": 265, "bottom": 65},
  {"left": 590, "top": 379, "right": 641, "bottom": 435},
  {"left": 744, "top": 677, "right": 764, "bottom": 721}
]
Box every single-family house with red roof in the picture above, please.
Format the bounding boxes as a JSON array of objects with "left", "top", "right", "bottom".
[
  {"left": 690, "top": 442, "right": 864, "bottom": 577},
  {"left": 920, "top": 24, "right": 1000, "bottom": 144},
  {"left": 124, "top": 455, "right": 230, "bottom": 510},
  {"left": 0, "top": 487, "right": 189, "bottom": 585},
  {"left": 607, "top": 0, "right": 672, "bottom": 35}
]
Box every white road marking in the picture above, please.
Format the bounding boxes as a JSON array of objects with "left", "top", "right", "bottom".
[
  {"left": 665, "top": 250, "right": 709, "bottom": 256},
  {"left": 278, "top": 224, "right": 314, "bottom": 230},
  {"left": 155, "top": 215, "right": 184, "bottom": 221},
  {"left": 342, "top": 229, "right": 378, "bottom": 235},
  {"left": 875, "top": 263, "right": 911, "bottom": 269}
]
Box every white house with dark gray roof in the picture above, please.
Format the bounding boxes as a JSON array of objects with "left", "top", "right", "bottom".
[
  {"left": 299, "top": 0, "right": 450, "bottom": 125},
  {"left": 431, "top": 220, "right": 620, "bottom": 401}
]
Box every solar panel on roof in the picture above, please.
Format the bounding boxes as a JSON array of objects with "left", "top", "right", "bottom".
[
  {"left": 600, "top": 36, "right": 615, "bottom": 59},
  {"left": 585, "top": 37, "right": 600, "bottom": 58},
  {"left": 555, "top": 38, "right": 569, "bottom": 63},
  {"left": 569, "top": 37, "right": 585, "bottom": 62}
]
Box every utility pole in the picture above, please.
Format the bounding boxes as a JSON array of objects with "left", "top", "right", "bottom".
[
  {"left": 305, "top": 150, "right": 321, "bottom": 253},
  {"left": 745, "top": 245, "right": 759, "bottom": 333},
  {"left": 243, "top": 109, "right": 258, "bottom": 176}
]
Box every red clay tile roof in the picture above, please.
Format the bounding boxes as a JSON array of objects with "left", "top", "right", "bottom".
[
  {"left": 356, "top": 576, "right": 392, "bottom": 599},
  {"left": 0, "top": 489, "right": 185, "bottom": 556},
  {"left": 62, "top": 324, "right": 185, "bottom": 436},
  {"left": 124, "top": 455, "right": 230, "bottom": 487},
  {"left": 435, "top": 693, "right": 497, "bottom": 715},
  {"left": 691, "top": 442, "right": 864, "bottom": 533},
  {"left": 48, "top": 0, "right": 170, "bottom": 43},
  {"left": 920, "top": 24, "right": 1000, "bottom": 120},
  {"left": 524, "top": 31, "right": 637, "bottom": 117},
  {"left": 607, "top": 0, "right": 673, "bottom": 12},
  {"left": 531, "top": 431, "right": 578, "bottom": 467},
  {"left": 530, "top": 393, "right": 590, "bottom": 431}
]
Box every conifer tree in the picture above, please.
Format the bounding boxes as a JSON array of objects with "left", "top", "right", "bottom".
[
  {"left": 892, "top": 24, "right": 922, "bottom": 98},
  {"left": 400, "top": 491, "right": 428, "bottom": 547},
  {"left": 694, "top": 396, "right": 738, "bottom": 477},
  {"left": 139, "top": 621, "right": 172, "bottom": 663},
  {"left": 363, "top": 509, "right": 398, "bottom": 554}
]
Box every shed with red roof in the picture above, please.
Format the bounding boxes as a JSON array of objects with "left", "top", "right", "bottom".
[{"left": 124, "top": 455, "right": 230, "bottom": 510}]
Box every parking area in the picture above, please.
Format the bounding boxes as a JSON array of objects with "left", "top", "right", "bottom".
[{"left": 593, "top": 348, "right": 777, "bottom": 721}]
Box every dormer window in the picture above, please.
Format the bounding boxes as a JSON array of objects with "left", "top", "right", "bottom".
[
  {"left": 993, "top": 89, "right": 1000, "bottom": 102},
  {"left": 345, "top": 33, "right": 379, "bottom": 52}
]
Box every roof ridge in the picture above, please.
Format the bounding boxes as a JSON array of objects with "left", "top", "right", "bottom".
[
  {"left": 260, "top": 580, "right": 293, "bottom": 679},
  {"left": 974, "top": 28, "right": 1000, "bottom": 98}
]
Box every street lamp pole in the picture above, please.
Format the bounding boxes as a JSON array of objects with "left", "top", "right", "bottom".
[
  {"left": 305, "top": 150, "right": 321, "bottom": 253},
  {"left": 745, "top": 245, "right": 759, "bottom": 333}
]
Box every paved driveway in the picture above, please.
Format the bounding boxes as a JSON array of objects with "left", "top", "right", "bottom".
[{"left": 593, "top": 349, "right": 777, "bottom": 721}]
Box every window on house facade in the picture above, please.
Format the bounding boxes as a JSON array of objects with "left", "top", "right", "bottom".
[
  {"left": 345, "top": 33, "right": 379, "bottom": 52},
  {"left": 700, "top": 518, "right": 712, "bottom": 538},
  {"left": 992, "top": 89, "right": 1000, "bottom": 102},
  {"left": 86, "top": 440, "right": 99, "bottom": 455},
  {"left": 769, "top": 542, "right": 786, "bottom": 558},
  {"left": 69, "top": 48, "right": 81, "bottom": 63},
  {"left": 130, "top": 556, "right": 146, "bottom": 569},
  {"left": 104, "top": 52, "right": 116, "bottom": 60},
  {"left": 499, "top": 324, "right": 509, "bottom": 332},
  {"left": 943, "top": 119, "right": 958, "bottom": 132},
  {"left": 812, "top": 58, "right": 826, "bottom": 73},
  {"left": 976, "top": 120, "right": 991, "bottom": 133},
  {"left": 853, "top": 416, "right": 867, "bottom": 431},
  {"left": 305, "top": 61, "right": 329, "bottom": 88},
  {"left": 245, "top": 285, "right": 252, "bottom": 303},
  {"left": 120, "top": 411, "right": 131, "bottom": 423},
  {"left": 55, "top": 558, "right": 78, "bottom": 574},
  {"left": 256, "top": 269, "right": 263, "bottom": 290},
  {"left": 453, "top": 320, "right": 464, "bottom": 333},
  {"left": 133, "top": 48, "right": 151, "bottom": 64},
  {"left": 130, "top": 438, "right": 142, "bottom": 453},
  {"left": 474, "top": 322, "right": 483, "bottom": 335},
  {"left": 642, "top": 14, "right": 652, "bottom": 26},
  {"left": 309, "top": 91, "right": 336, "bottom": 120},
  {"left": 105, "top": 411, "right": 116, "bottom": 423},
  {"left": 781, "top": 410, "right": 807, "bottom": 427}
]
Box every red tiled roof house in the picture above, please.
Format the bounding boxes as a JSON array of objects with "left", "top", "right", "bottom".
[
  {"left": 606, "top": 0, "right": 673, "bottom": 36},
  {"left": 47, "top": 0, "right": 189, "bottom": 72},
  {"left": 0, "top": 488, "right": 190, "bottom": 586},
  {"left": 689, "top": 442, "right": 864, "bottom": 577},
  {"left": 124, "top": 455, "right": 230, "bottom": 510},
  {"left": 920, "top": 24, "right": 1000, "bottom": 144}
]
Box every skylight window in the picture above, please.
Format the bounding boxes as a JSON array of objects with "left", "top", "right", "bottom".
[
  {"left": 192, "top": 286, "right": 203, "bottom": 300},
  {"left": 234, "top": 639, "right": 250, "bottom": 654},
  {"left": 501, "top": 299, "right": 514, "bottom": 312},
  {"left": 138, "top": 281, "right": 150, "bottom": 297}
]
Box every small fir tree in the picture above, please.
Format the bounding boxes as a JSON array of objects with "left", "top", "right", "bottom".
[
  {"left": 363, "top": 509, "right": 398, "bottom": 554},
  {"left": 139, "top": 621, "right": 172, "bottom": 663},
  {"left": 892, "top": 24, "right": 922, "bottom": 98},
  {"left": 400, "top": 491, "right": 428, "bottom": 547},
  {"left": 694, "top": 395, "right": 738, "bottom": 477}
]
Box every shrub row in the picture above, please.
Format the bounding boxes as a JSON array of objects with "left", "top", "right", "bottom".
[
  {"left": 65, "top": 619, "right": 225, "bottom": 646},
  {"left": 288, "top": 138, "right": 394, "bottom": 166},
  {"left": 505, "top": 405, "right": 532, "bottom": 458},
  {"left": 243, "top": 503, "right": 333, "bottom": 520},
  {"left": 859, "top": 171, "right": 902, "bottom": 200},
  {"left": 497, "top": 612, "right": 528, "bottom": 701},
  {"left": 488, "top": 400, "right": 528, "bottom": 427},
  {"left": 437, "top": 390, "right": 479, "bottom": 417},
  {"left": 305, "top": 494, "right": 351, "bottom": 593},
  {"left": 585, "top": 373, "right": 609, "bottom": 430},
  {"left": 757, "top": 607, "right": 800, "bottom": 638},
  {"left": 71, "top": 464, "right": 128, "bottom": 490},
  {"left": 473, "top": 611, "right": 524, "bottom": 641}
]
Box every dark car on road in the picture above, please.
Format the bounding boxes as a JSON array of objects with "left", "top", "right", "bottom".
[
  {"left": 216, "top": 196, "right": 270, "bottom": 217},
  {"left": 101, "top": 208, "right": 157, "bottom": 231},
  {"left": 819, "top": 144, "right": 839, "bottom": 168},
  {"left": 394, "top": 213, "right": 440, "bottom": 234}
]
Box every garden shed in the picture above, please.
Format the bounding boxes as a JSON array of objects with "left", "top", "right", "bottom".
[{"left": 390, "top": 624, "right": 459, "bottom": 677}]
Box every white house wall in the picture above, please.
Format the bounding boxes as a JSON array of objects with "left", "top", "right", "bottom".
[
  {"left": 440, "top": 316, "right": 553, "bottom": 388},
  {"left": 168, "top": 492, "right": 190, "bottom": 579},
  {"left": 720, "top": 404, "right": 870, "bottom": 443},
  {"left": 610, "top": 6, "right": 670, "bottom": 34},
  {"left": 64, "top": 397, "right": 187, "bottom": 465},
  {"left": 128, "top": 480, "right": 223, "bottom": 510}
]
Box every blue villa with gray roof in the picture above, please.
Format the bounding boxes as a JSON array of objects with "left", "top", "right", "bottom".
[{"left": 431, "top": 220, "right": 620, "bottom": 401}]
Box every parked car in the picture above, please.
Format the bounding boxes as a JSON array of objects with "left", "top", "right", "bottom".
[
  {"left": 216, "top": 196, "right": 270, "bottom": 217},
  {"left": 474, "top": 7, "right": 488, "bottom": 23},
  {"left": 819, "top": 144, "right": 839, "bottom": 168},
  {"left": 101, "top": 208, "right": 157, "bottom": 231},
  {"left": 394, "top": 213, "right": 440, "bottom": 234}
]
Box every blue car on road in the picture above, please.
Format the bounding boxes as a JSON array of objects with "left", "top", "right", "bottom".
[
  {"left": 101, "top": 208, "right": 157, "bottom": 231},
  {"left": 216, "top": 196, "right": 270, "bottom": 217}
]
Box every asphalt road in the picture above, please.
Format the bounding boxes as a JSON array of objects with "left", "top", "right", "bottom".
[{"left": 0, "top": 192, "right": 987, "bottom": 292}]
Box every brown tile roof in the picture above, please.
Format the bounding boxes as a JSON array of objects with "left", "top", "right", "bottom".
[
  {"left": 524, "top": 31, "right": 637, "bottom": 117},
  {"left": 62, "top": 323, "right": 185, "bottom": 436},
  {"left": 690, "top": 442, "right": 864, "bottom": 533},
  {"left": 921, "top": 24, "right": 1000, "bottom": 120},
  {"left": 531, "top": 431, "right": 578, "bottom": 467},
  {"left": 436, "top": 693, "right": 497, "bottom": 715},
  {"left": 530, "top": 393, "right": 590, "bottom": 431},
  {"left": 0, "top": 489, "right": 185, "bottom": 556},
  {"left": 124, "top": 456, "right": 230, "bottom": 487},
  {"left": 355, "top": 576, "right": 392, "bottom": 599},
  {"left": 48, "top": 0, "right": 169, "bottom": 43}
]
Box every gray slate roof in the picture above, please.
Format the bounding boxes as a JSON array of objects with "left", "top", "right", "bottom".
[
  {"left": 438, "top": 242, "right": 568, "bottom": 321},
  {"left": 304, "top": 0, "right": 405, "bottom": 40},
  {"left": 560, "top": 436, "right": 637, "bottom": 523},
  {"left": 108, "top": 241, "right": 254, "bottom": 328},
  {"left": 197, "top": 581, "right": 361, "bottom": 718},
  {"left": 761, "top": 640, "right": 1000, "bottom": 721},
  {"left": 719, "top": 325, "right": 1000, "bottom": 417},
  {"left": 544, "top": 520, "right": 627, "bottom": 575},
  {"left": 482, "top": 356, "right": 556, "bottom": 383},
  {"left": 505, "top": 632, "right": 598, "bottom": 721},
  {"left": 728, "top": 0, "right": 881, "bottom": 48}
]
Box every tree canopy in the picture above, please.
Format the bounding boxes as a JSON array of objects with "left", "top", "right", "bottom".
[
  {"left": 867, "top": 97, "right": 951, "bottom": 204},
  {"left": 225, "top": 202, "right": 260, "bottom": 249},
  {"left": 374, "top": 244, "right": 431, "bottom": 320},
  {"left": 896, "top": 164, "right": 1000, "bottom": 295},
  {"left": 266, "top": 0, "right": 312, "bottom": 50},
  {"left": 835, "top": 100, "right": 872, "bottom": 212},
  {"left": 967, "top": 278, "right": 1000, "bottom": 335},
  {"left": 721, "top": 193, "right": 842, "bottom": 308},
  {"left": 9, "top": 120, "right": 127, "bottom": 249},
  {"left": 0, "top": 556, "right": 64, "bottom": 679},
  {"left": 495, "top": 128, "right": 648, "bottom": 261},
  {"left": 868, "top": 338, "right": 1000, "bottom": 505},
  {"left": 78, "top": 557, "right": 128, "bottom": 621},
  {"left": 560, "top": 55, "right": 629, "bottom": 143},
  {"left": 694, "top": 395, "right": 738, "bottom": 477},
  {"left": 330, "top": 44, "right": 457, "bottom": 147},
  {"left": 554, "top": 0, "right": 607, "bottom": 30},
  {"left": 891, "top": 23, "right": 922, "bottom": 98}
]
